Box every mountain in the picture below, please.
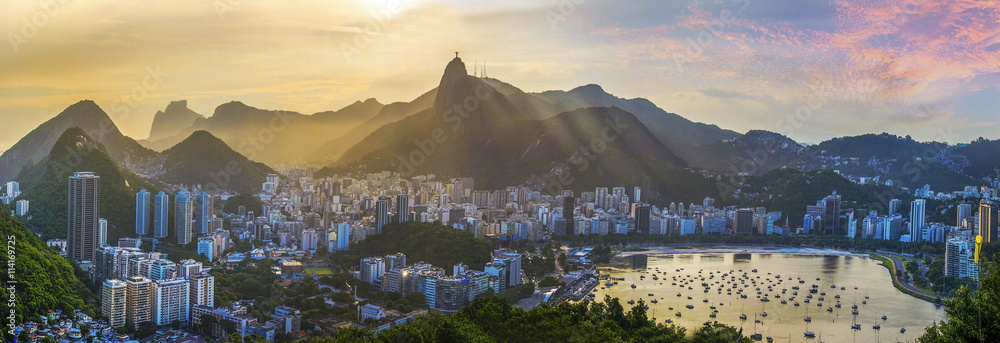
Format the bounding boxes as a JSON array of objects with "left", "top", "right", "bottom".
[
  {"left": 685, "top": 130, "right": 806, "bottom": 174},
  {"left": 319, "top": 57, "right": 718, "bottom": 201},
  {"left": 0, "top": 100, "right": 157, "bottom": 183},
  {"left": 147, "top": 100, "right": 204, "bottom": 141},
  {"left": 14, "top": 127, "right": 159, "bottom": 240},
  {"left": 142, "top": 99, "right": 385, "bottom": 163},
  {"left": 805, "top": 133, "right": 977, "bottom": 191},
  {"left": 481, "top": 79, "right": 742, "bottom": 154},
  {"left": 954, "top": 138, "right": 1000, "bottom": 180},
  {"left": 535, "top": 84, "right": 741, "bottom": 149},
  {"left": 159, "top": 130, "right": 276, "bottom": 193},
  {"left": 306, "top": 89, "right": 437, "bottom": 163},
  {"left": 0, "top": 211, "right": 94, "bottom": 328}
]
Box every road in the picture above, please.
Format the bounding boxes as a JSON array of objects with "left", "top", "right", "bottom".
[{"left": 877, "top": 253, "right": 937, "bottom": 300}]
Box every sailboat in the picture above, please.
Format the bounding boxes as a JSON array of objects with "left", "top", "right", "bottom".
[{"left": 750, "top": 314, "right": 763, "bottom": 341}]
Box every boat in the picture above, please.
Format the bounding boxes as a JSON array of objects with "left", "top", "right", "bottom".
[
  {"left": 804, "top": 317, "right": 811, "bottom": 322},
  {"left": 804, "top": 331, "right": 815, "bottom": 338},
  {"left": 873, "top": 325, "right": 880, "bottom": 330},
  {"left": 631, "top": 284, "right": 637, "bottom": 289},
  {"left": 648, "top": 293, "right": 654, "bottom": 296},
  {"left": 901, "top": 327, "right": 906, "bottom": 333},
  {"left": 709, "top": 313, "right": 716, "bottom": 318},
  {"left": 665, "top": 319, "right": 672, "bottom": 323},
  {"left": 686, "top": 305, "right": 694, "bottom": 309},
  {"left": 852, "top": 310, "right": 859, "bottom": 315},
  {"left": 628, "top": 300, "right": 635, "bottom": 305},
  {"left": 740, "top": 314, "right": 747, "bottom": 320},
  {"left": 675, "top": 312, "right": 682, "bottom": 317},
  {"left": 852, "top": 324, "right": 861, "bottom": 330},
  {"left": 651, "top": 299, "right": 658, "bottom": 304},
  {"left": 882, "top": 315, "right": 887, "bottom": 320},
  {"left": 605, "top": 281, "right": 613, "bottom": 287}
]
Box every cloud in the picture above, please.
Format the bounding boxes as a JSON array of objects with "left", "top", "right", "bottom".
[{"left": 696, "top": 88, "right": 756, "bottom": 100}]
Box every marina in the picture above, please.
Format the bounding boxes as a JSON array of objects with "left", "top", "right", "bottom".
[{"left": 593, "top": 251, "right": 945, "bottom": 342}]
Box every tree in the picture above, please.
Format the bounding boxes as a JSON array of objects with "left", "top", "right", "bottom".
[
  {"left": 220, "top": 319, "right": 237, "bottom": 336},
  {"left": 919, "top": 255, "right": 1000, "bottom": 342},
  {"left": 201, "top": 314, "right": 219, "bottom": 336},
  {"left": 558, "top": 252, "right": 568, "bottom": 271}
]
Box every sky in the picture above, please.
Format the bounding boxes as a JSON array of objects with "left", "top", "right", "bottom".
[{"left": 1, "top": 0, "right": 998, "bottom": 153}]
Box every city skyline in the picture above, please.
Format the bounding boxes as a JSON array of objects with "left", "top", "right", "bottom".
[{"left": 2, "top": 0, "right": 1000, "bottom": 153}]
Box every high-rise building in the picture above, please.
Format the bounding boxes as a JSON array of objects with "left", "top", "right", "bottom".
[
  {"left": 153, "top": 192, "right": 169, "bottom": 238},
  {"left": 385, "top": 253, "right": 407, "bottom": 271},
  {"left": 374, "top": 198, "right": 389, "bottom": 234},
  {"left": 634, "top": 203, "right": 651, "bottom": 234},
  {"left": 102, "top": 279, "right": 128, "bottom": 328},
  {"left": 125, "top": 276, "right": 154, "bottom": 326},
  {"left": 395, "top": 193, "right": 410, "bottom": 224},
  {"left": 980, "top": 201, "right": 995, "bottom": 243},
  {"left": 3, "top": 181, "right": 20, "bottom": 203},
  {"left": 197, "top": 237, "right": 215, "bottom": 261},
  {"left": 149, "top": 259, "right": 177, "bottom": 281},
  {"left": 176, "top": 190, "right": 193, "bottom": 245},
  {"left": 910, "top": 199, "right": 926, "bottom": 242},
  {"left": 957, "top": 203, "right": 973, "bottom": 227},
  {"left": 360, "top": 257, "right": 386, "bottom": 285},
  {"left": 194, "top": 192, "right": 213, "bottom": 234},
  {"left": 735, "top": 208, "right": 754, "bottom": 235},
  {"left": 824, "top": 193, "right": 842, "bottom": 235},
  {"left": 189, "top": 272, "right": 215, "bottom": 307},
  {"left": 633, "top": 186, "right": 641, "bottom": 204},
  {"left": 177, "top": 260, "right": 202, "bottom": 279},
  {"left": 14, "top": 199, "right": 29, "bottom": 216},
  {"left": 300, "top": 229, "right": 318, "bottom": 251},
  {"left": 595, "top": 187, "right": 608, "bottom": 209},
  {"left": 98, "top": 218, "right": 108, "bottom": 245},
  {"left": 563, "top": 196, "right": 575, "bottom": 234},
  {"left": 136, "top": 189, "right": 150, "bottom": 236},
  {"left": 331, "top": 222, "right": 351, "bottom": 251},
  {"left": 889, "top": 198, "right": 902, "bottom": 215},
  {"left": 493, "top": 250, "right": 522, "bottom": 287},
  {"left": 68, "top": 172, "right": 100, "bottom": 262},
  {"left": 153, "top": 278, "right": 190, "bottom": 326}
]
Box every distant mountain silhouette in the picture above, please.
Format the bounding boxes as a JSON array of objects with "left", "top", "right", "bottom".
[
  {"left": 306, "top": 89, "right": 437, "bottom": 163},
  {"left": 147, "top": 100, "right": 204, "bottom": 141},
  {"left": 0, "top": 100, "right": 157, "bottom": 183},
  {"left": 141, "top": 98, "right": 384, "bottom": 163},
  {"left": 159, "top": 130, "right": 276, "bottom": 193}
]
